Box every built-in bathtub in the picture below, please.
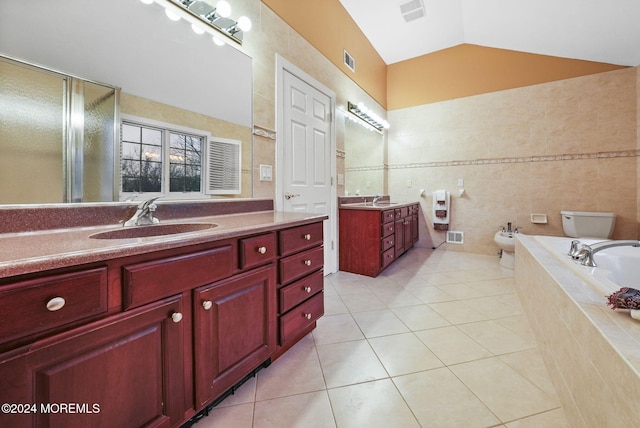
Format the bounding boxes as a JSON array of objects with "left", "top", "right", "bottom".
[
  {"left": 534, "top": 235, "right": 640, "bottom": 297},
  {"left": 515, "top": 235, "right": 640, "bottom": 427}
]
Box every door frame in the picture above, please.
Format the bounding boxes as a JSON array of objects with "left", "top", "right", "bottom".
[{"left": 275, "top": 55, "right": 337, "bottom": 274}]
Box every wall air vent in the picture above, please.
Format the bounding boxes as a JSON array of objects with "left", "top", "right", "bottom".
[
  {"left": 400, "top": 0, "right": 425, "bottom": 22},
  {"left": 344, "top": 50, "right": 355, "bottom": 72},
  {"left": 446, "top": 231, "right": 464, "bottom": 244}
]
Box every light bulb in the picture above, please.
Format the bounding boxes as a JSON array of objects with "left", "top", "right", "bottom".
[
  {"left": 216, "top": 1, "right": 231, "bottom": 18},
  {"left": 213, "top": 35, "right": 226, "bottom": 46},
  {"left": 191, "top": 23, "right": 205, "bottom": 34},
  {"left": 237, "top": 16, "right": 252, "bottom": 32},
  {"left": 165, "top": 8, "right": 181, "bottom": 21}
]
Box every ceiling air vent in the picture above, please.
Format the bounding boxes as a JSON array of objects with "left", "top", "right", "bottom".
[
  {"left": 344, "top": 50, "right": 355, "bottom": 72},
  {"left": 400, "top": 0, "right": 425, "bottom": 22}
]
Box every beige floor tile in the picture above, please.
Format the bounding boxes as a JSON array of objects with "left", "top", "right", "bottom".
[
  {"left": 393, "top": 368, "right": 500, "bottom": 428},
  {"left": 312, "top": 313, "right": 364, "bottom": 345},
  {"left": 369, "top": 332, "right": 443, "bottom": 376},
  {"left": 340, "top": 290, "right": 388, "bottom": 312},
  {"left": 255, "top": 339, "right": 326, "bottom": 400},
  {"left": 494, "top": 315, "right": 536, "bottom": 342},
  {"left": 253, "top": 391, "right": 336, "bottom": 428},
  {"left": 415, "top": 272, "right": 460, "bottom": 286},
  {"left": 352, "top": 309, "right": 410, "bottom": 338},
  {"left": 460, "top": 295, "right": 523, "bottom": 319},
  {"left": 392, "top": 304, "right": 451, "bottom": 331},
  {"left": 328, "top": 379, "right": 420, "bottom": 428},
  {"left": 445, "top": 268, "right": 503, "bottom": 283},
  {"left": 316, "top": 340, "right": 388, "bottom": 388},
  {"left": 370, "top": 288, "right": 424, "bottom": 308},
  {"left": 198, "top": 402, "right": 254, "bottom": 428},
  {"left": 458, "top": 320, "right": 535, "bottom": 355},
  {"left": 428, "top": 300, "right": 490, "bottom": 324},
  {"left": 330, "top": 279, "right": 370, "bottom": 296},
  {"left": 450, "top": 357, "right": 560, "bottom": 422},
  {"left": 410, "top": 285, "right": 457, "bottom": 303},
  {"left": 505, "top": 408, "right": 569, "bottom": 428},
  {"left": 415, "top": 326, "right": 493, "bottom": 365},
  {"left": 467, "top": 277, "right": 516, "bottom": 296},
  {"left": 322, "top": 294, "right": 349, "bottom": 316},
  {"left": 499, "top": 349, "right": 559, "bottom": 398},
  {"left": 436, "top": 283, "right": 488, "bottom": 299}
]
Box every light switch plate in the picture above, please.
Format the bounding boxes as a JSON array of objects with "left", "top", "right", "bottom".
[{"left": 259, "top": 164, "right": 272, "bottom": 182}]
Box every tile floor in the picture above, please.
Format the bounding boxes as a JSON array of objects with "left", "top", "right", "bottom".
[{"left": 195, "top": 248, "right": 570, "bottom": 428}]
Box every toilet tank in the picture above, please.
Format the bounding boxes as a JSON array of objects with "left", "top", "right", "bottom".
[{"left": 561, "top": 211, "right": 616, "bottom": 239}]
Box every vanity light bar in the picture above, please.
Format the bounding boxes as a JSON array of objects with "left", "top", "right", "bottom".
[
  {"left": 145, "top": 0, "right": 251, "bottom": 45},
  {"left": 347, "top": 101, "right": 390, "bottom": 133}
]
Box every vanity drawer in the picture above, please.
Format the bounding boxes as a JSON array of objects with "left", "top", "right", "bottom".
[
  {"left": 279, "top": 269, "right": 323, "bottom": 313},
  {"left": 279, "top": 222, "right": 323, "bottom": 257},
  {"left": 279, "top": 291, "right": 324, "bottom": 344},
  {"left": 381, "top": 235, "right": 395, "bottom": 252},
  {"left": 279, "top": 246, "right": 324, "bottom": 285},
  {"left": 0, "top": 267, "right": 108, "bottom": 345},
  {"left": 123, "top": 244, "right": 233, "bottom": 309},
  {"left": 381, "top": 222, "right": 395, "bottom": 238},
  {"left": 239, "top": 232, "right": 277, "bottom": 270},
  {"left": 381, "top": 247, "right": 395, "bottom": 269},
  {"left": 381, "top": 210, "right": 395, "bottom": 224},
  {"left": 395, "top": 207, "right": 409, "bottom": 219}
]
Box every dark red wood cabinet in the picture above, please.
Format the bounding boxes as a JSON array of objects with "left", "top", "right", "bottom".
[
  {"left": 0, "top": 219, "right": 324, "bottom": 428},
  {"left": 339, "top": 203, "right": 419, "bottom": 277}
]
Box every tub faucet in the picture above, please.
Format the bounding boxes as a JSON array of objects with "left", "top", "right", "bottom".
[
  {"left": 573, "top": 240, "right": 640, "bottom": 267},
  {"left": 124, "top": 197, "right": 161, "bottom": 227}
]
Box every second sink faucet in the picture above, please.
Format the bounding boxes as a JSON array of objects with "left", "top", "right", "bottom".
[
  {"left": 124, "top": 197, "right": 161, "bottom": 227},
  {"left": 372, "top": 194, "right": 383, "bottom": 205}
]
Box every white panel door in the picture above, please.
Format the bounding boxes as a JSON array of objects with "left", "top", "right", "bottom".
[{"left": 280, "top": 68, "right": 334, "bottom": 272}]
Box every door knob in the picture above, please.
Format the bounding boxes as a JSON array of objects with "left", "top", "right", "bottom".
[{"left": 284, "top": 192, "right": 300, "bottom": 200}]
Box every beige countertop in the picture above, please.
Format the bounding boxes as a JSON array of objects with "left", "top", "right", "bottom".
[
  {"left": 339, "top": 201, "right": 418, "bottom": 211},
  {"left": 0, "top": 210, "right": 327, "bottom": 279}
]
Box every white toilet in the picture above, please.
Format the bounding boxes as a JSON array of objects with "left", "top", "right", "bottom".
[
  {"left": 561, "top": 211, "right": 616, "bottom": 239},
  {"left": 494, "top": 225, "right": 522, "bottom": 269}
]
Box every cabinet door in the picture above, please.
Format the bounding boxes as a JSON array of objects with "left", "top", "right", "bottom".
[
  {"left": 193, "top": 264, "right": 276, "bottom": 409},
  {"left": 0, "top": 296, "right": 186, "bottom": 428},
  {"left": 395, "top": 219, "right": 405, "bottom": 255}
]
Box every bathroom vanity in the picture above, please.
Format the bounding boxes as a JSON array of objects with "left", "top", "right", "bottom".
[
  {"left": 339, "top": 201, "right": 420, "bottom": 277},
  {"left": 0, "top": 200, "right": 326, "bottom": 427}
]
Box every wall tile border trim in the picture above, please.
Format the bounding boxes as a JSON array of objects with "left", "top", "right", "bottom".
[
  {"left": 384, "top": 150, "right": 640, "bottom": 170},
  {"left": 253, "top": 125, "right": 276, "bottom": 140}
]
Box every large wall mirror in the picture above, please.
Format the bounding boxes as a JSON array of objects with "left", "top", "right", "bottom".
[
  {"left": 343, "top": 117, "right": 386, "bottom": 196},
  {"left": 0, "top": 0, "right": 252, "bottom": 204}
]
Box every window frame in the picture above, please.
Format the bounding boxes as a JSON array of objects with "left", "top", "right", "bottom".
[{"left": 119, "top": 114, "right": 211, "bottom": 201}]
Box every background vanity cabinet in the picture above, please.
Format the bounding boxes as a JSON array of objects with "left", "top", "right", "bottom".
[
  {"left": 339, "top": 203, "right": 420, "bottom": 277},
  {"left": 275, "top": 223, "right": 324, "bottom": 358}
]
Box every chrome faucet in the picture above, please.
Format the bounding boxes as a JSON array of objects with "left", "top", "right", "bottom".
[
  {"left": 572, "top": 240, "right": 640, "bottom": 267},
  {"left": 124, "top": 197, "right": 161, "bottom": 227},
  {"left": 372, "top": 194, "right": 383, "bottom": 205}
]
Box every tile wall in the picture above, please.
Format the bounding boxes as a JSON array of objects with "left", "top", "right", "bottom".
[{"left": 388, "top": 68, "right": 639, "bottom": 254}]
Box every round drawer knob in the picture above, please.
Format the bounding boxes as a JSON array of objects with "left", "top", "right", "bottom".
[
  {"left": 304, "top": 313, "right": 312, "bottom": 320},
  {"left": 257, "top": 246, "right": 267, "bottom": 254},
  {"left": 303, "top": 234, "right": 311, "bottom": 240},
  {"left": 202, "top": 300, "right": 213, "bottom": 310},
  {"left": 171, "top": 312, "right": 183, "bottom": 323},
  {"left": 46, "top": 297, "right": 66, "bottom": 312},
  {"left": 304, "top": 286, "right": 312, "bottom": 293},
  {"left": 304, "top": 260, "right": 312, "bottom": 266}
]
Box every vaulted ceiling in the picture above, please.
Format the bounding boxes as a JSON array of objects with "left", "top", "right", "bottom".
[{"left": 339, "top": 0, "right": 640, "bottom": 66}]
